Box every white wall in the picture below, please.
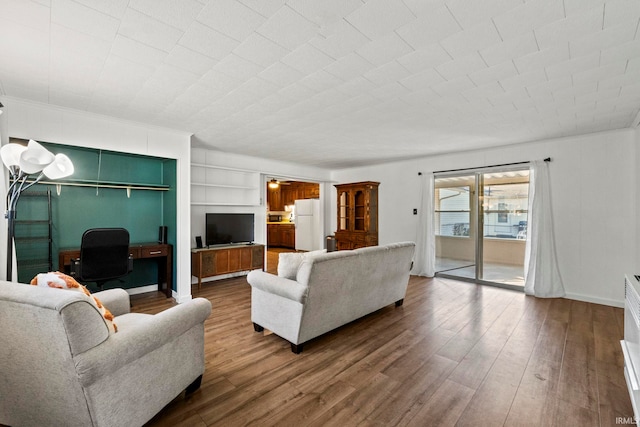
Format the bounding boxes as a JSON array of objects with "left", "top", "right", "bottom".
[
  {"left": 332, "top": 128, "right": 637, "bottom": 307},
  {"left": 1, "top": 97, "right": 194, "bottom": 303},
  {"left": 637, "top": 128, "right": 640, "bottom": 277}
]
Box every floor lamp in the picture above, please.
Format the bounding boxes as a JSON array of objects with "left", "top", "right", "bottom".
[{"left": 2, "top": 140, "right": 74, "bottom": 281}]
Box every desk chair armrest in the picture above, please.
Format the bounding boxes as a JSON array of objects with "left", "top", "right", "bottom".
[{"left": 94, "top": 288, "right": 130, "bottom": 316}]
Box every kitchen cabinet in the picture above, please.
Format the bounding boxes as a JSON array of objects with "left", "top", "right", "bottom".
[
  {"left": 281, "top": 185, "right": 295, "bottom": 206},
  {"left": 280, "top": 182, "right": 319, "bottom": 206},
  {"left": 268, "top": 224, "right": 281, "bottom": 246},
  {"left": 282, "top": 226, "right": 295, "bottom": 248},
  {"left": 305, "top": 184, "right": 320, "bottom": 199},
  {"left": 267, "top": 186, "right": 284, "bottom": 211},
  {"left": 334, "top": 181, "right": 379, "bottom": 250},
  {"left": 267, "top": 223, "right": 295, "bottom": 249}
]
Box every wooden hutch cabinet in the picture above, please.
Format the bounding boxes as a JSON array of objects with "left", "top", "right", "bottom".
[{"left": 334, "top": 181, "right": 379, "bottom": 250}]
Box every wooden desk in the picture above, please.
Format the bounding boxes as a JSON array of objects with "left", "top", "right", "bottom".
[
  {"left": 58, "top": 243, "right": 173, "bottom": 298},
  {"left": 191, "top": 244, "right": 264, "bottom": 290}
]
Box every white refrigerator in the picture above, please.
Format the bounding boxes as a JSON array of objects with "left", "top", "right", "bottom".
[{"left": 294, "top": 199, "right": 321, "bottom": 251}]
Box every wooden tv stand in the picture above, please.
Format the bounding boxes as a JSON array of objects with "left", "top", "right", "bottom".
[{"left": 191, "top": 244, "right": 264, "bottom": 290}]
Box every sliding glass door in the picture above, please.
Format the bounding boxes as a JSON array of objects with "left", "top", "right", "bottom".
[
  {"left": 434, "top": 168, "right": 530, "bottom": 289},
  {"left": 434, "top": 174, "right": 477, "bottom": 280}
]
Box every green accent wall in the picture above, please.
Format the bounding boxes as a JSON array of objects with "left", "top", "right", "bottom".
[{"left": 14, "top": 142, "right": 177, "bottom": 291}]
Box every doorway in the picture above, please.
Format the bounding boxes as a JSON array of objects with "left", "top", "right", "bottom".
[
  {"left": 434, "top": 167, "right": 530, "bottom": 289},
  {"left": 265, "top": 178, "right": 322, "bottom": 273}
]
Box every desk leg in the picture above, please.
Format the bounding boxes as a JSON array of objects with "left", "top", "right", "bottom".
[{"left": 158, "top": 248, "right": 173, "bottom": 298}]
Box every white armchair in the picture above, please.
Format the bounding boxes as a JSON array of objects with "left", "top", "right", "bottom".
[{"left": 0, "top": 281, "right": 211, "bottom": 427}]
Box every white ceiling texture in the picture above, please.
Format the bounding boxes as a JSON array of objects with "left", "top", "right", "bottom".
[{"left": 0, "top": 0, "right": 639, "bottom": 168}]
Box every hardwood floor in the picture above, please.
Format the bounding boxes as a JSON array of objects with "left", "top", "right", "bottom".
[{"left": 135, "top": 275, "right": 633, "bottom": 427}]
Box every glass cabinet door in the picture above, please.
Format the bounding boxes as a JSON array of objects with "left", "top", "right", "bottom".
[
  {"left": 338, "top": 190, "right": 350, "bottom": 231},
  {"left": 354, "top": 190, "right": 365, "bottom": 231}
]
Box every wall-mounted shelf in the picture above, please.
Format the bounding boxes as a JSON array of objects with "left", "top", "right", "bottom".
[
  {"left": 17, "top": 178, "right": 170, "bottom": 191},
  {"left": 191, "top": 163, "right": 260, "bottom": 206}
]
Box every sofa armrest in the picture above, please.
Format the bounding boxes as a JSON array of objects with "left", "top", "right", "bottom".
[
  {"left": 93, "top": 288, "right": 130, "bottom": 316},
  {"left": 247, "top": 270, "right": 307, "bottom": 303},
  {"left": 73, "top": 297, "right": 212, "bottom": 386}
]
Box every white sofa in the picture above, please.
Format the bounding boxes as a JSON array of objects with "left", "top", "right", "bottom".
[{"left": 247, "top": 242, "right": 415, "bottom": 353}]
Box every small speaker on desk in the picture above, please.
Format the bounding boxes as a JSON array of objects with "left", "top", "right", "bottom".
[
  {"left": 195, "top": 236, "right": 203, "bottom": 248},
  {"left": 158, "top": 226, "right": 167, "bottom": 244}
]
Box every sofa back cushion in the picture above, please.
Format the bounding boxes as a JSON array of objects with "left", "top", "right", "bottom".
[
  {"left": 278, "top": 249, "right": 327, "bottom": 280},
  {"left": 277, "top": 252, "right": 305, "bottom": 279},
  {"left": 295, "top": 242, "right": 415, "bottom": 342}
]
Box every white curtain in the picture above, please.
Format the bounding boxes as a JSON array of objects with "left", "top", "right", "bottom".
[
  {"left": 524, "top": 160, "right": 565, "bottom": 297},
  {"left": 413, "top": 172, "right": 435, "bottom": 277}
]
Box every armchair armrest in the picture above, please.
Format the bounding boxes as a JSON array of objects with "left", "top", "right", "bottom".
[
  {"left": 93, "top": 288, "right": 130, "bottom": 316},
  {"left": 247, "top": 270, "right": 307, "bottom": 304},
  {"left": 73, "top": 297, "right": 212, "bottom": 386}
]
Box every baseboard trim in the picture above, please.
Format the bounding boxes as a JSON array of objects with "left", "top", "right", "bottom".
[
  {"left": 125, "top": 284, "right": 158, "bottom": 296},
  {"left": 564, "top": 292, "right": 624, "bottom": 308},
  {"left": 190, "top": 270, "right": 250, "bottom": 285}
]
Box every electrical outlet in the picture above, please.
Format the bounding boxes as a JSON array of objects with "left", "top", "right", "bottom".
[{"left": 413, "top": 208, "right": 418, "bottom": 215}]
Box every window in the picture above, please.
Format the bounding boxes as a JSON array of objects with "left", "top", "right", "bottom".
[
  {"left": 434, "top": 177, "right": 472, "bottom": 237},
  {"left": 483, "top": 178, "right": 529, "bottom": 239}
]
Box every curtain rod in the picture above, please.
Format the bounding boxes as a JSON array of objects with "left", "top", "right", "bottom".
[{"left": 422, "top": 157, "right": 551, "bottom": 175}]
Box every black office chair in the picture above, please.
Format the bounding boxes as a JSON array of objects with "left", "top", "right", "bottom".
[{"left": 71, "top": 228, "right": 133, "bottom": 290}]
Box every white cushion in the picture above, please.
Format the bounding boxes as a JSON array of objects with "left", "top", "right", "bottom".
[
  {"left": 278, "top": 252, "right": 305, "bottom": 279},
  {"left": 277, "top": 249, "right": 327, "bottom": 280}
]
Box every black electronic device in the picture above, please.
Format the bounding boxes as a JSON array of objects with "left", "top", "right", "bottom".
[
  {"left": 195, "top": 236, "right": 203, "bottom": 248},
  {"left": 158, "top": 226, "right": 167, "bottom": 244},
  {"left": 206, "top": 213, "right": 254, "bottom": 246}
]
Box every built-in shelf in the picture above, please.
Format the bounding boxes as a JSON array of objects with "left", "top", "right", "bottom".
[
  {"left": 191, "top": 182, "right": 256, "bottom": 190},
  {"left": 191, "top": 202, "right": 261, "bottom": 206},
  {"left": 191, "top": 163, "right": 260, "bottom": 206}
]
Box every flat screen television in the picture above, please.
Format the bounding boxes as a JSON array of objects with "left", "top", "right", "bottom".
[{"left": 206, "top": 213, "right": 254, "bottom": 246}]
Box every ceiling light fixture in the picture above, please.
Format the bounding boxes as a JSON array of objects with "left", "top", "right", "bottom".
[{"left": 268, "top": 179, "right": 279, "bottom": 189}]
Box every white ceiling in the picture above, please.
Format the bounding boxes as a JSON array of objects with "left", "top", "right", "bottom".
[{"left": 1, "top": 0, "right": 639, "bottom": 169}]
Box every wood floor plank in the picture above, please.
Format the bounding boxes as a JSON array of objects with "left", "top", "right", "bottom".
[
  {"left": 137, "top": 267, "right": 633, "bottom": 427},
  {"left": 262, "top": 379, "right": 356, "bottom": 426},
  {"left": 306, "top": 372, "right": 401, "bottom": 427},
  {"left": 402, "top": 379, "right": 475, "bottom": 427},
  {"left": 364, "top": 354, "right": 458, "bottom": 426}
]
